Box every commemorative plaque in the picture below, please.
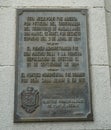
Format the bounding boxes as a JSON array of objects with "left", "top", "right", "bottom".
[{"left": 14, "top": 9, "right": 93, "bottom": 122}]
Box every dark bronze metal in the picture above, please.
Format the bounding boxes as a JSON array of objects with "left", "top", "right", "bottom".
[{"left": 14, "top": 9, "right": 93, "bottom": 122}]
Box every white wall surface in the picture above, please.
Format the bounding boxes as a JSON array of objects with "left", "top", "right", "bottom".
[
  {"left": 105, "top": 0, "right": 111, "bottom": 86},
  {"left": 0, "top": 0, "right": 111, "bottom": 129}
]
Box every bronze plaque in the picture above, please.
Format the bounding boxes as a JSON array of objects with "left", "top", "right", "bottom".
[{"left": 14, "top": 9, "right": 93, "bottom": 122}]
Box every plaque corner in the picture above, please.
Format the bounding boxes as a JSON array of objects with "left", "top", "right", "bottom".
[
  {"left": 81, "top": 9, "right": 88, "bottom": 15},
  {"left": 14, "top": 113, "right": 21, "bottom": 123},
  {"left": 17, "top": 9, "right": 24, "bottom": 16},
  {"left": 87, "top": 112, "right": 93, "bottom": 121}
]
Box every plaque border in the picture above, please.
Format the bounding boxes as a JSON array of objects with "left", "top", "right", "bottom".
[{"left": 14, "top": 8, "right": 93, "bottom": 123}]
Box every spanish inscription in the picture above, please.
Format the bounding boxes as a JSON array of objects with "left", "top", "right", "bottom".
[{"left": 14, "top": 9, "right": 93, "bottom": 122}]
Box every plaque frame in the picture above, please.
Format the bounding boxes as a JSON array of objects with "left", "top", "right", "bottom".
[{"left": 14, "top": 8, "right": 93, "bottom": 122}]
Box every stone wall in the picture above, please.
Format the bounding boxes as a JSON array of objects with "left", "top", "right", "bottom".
[{"left": 0, "top": 0, "right": 111, "bottom": 129}]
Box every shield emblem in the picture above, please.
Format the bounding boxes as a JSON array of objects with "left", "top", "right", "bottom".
[{"left": 21, "top": 87, "right": 39, "bottom": 113}]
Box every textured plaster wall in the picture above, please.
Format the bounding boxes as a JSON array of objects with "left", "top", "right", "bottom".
[{"left": 0, "top": 0, "right": 111, "bottom": 130}]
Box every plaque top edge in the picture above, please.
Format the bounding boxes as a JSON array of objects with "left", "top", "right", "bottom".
[{"left": 17, "top": 8, "right": 88, "bottom": 15}]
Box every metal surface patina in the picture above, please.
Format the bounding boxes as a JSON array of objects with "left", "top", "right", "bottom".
[{"left": 14, "top": 9, "right": 93, "bottom": 122}]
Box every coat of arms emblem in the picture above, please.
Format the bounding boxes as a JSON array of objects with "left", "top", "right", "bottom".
[{"left": 21, "top": 87, "right": 39, "bottom": 113}]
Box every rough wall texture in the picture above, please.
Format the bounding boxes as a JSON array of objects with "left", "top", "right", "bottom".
[{"left": 0, "top": 0, "right": 111, "bottom": 129}]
